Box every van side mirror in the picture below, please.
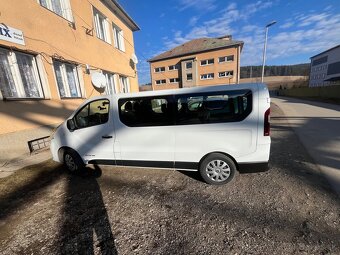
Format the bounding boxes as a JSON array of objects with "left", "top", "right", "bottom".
[{"left": 67, "top": 119, "right": 76, "bottom": 131}]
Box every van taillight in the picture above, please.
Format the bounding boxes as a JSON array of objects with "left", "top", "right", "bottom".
[{"left": 264, "top": 108, "right": 270, "bottom": 136}]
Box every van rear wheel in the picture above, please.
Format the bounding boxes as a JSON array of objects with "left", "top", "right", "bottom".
[
  {"left": 63, "top": 150, "right": 84, "bottom": 173},
  {"left": 199, "top": 153, "right": 236, "bottom": 185}
]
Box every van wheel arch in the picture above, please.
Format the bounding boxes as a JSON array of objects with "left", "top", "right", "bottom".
[
  {"left": 59, "top": 147, "right": 85, "bottom": 172},
  {"left": 58, "top": 147, "right": 84, "bottom": 164},
  {"left": 199, "top": 152, "right": 239, "bottom": 171}
]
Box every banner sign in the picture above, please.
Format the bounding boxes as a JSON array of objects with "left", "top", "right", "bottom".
[{"left": 0, "top": 23, "right": 25, "bottom": 46}]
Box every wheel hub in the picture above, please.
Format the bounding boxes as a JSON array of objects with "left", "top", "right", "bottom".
[{"left": 205, "top": 160, "right": 231, "bottom": 182}]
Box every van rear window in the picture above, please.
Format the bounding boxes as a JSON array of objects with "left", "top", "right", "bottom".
[{"left": 175, "top": 90, "right": 252, "bottom": 125}]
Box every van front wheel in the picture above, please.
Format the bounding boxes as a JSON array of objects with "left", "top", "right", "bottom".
[
  {"left": 63, "top": 150, "right": 84, "bottom": 173},
  {"left": 199, "top": 153, "right": 236, "bottom": 185}
]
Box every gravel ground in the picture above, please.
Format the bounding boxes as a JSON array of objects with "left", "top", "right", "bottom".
[{"left": 0, "top": 103, "right": 339, "bottom": 255}]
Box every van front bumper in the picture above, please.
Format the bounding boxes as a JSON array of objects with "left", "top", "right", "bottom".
[{"left": 50, "top": 138, "right": 60, "bottom": 163}]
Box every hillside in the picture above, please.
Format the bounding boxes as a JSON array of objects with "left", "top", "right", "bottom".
[{"left": 240, "top": 64, "right": 310, "bottom": 78}]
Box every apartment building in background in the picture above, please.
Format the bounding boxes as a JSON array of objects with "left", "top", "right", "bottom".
[
  {"left": 0, "top": 0, "right": 139, "bottom": 164},
  {"left": 148, "top": 35, "right": 243, "bottom": 91},
  {"left": 309, "top": 45, "right": 340, "bottom": 87}
]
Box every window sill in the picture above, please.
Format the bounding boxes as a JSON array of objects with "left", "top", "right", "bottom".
[
  {"left": 60, "top": 97, "right": 84, "bottom": 100},
  {"left": 40, "top": 6, "right": 74, "bottom": 27},
  {"left": 96, "top": 36, "right": 112, "bottom": 46},
  {"left": 3, "top": 97, "right": 46, "bottom": 101},
  {"left": 218, "top": 61, "right": 234, "bottom": 64},
  {"left": 114, "top": 47, "right": 126, "bottom": 53},
  {"left": 218, "top": 76, "right": 233, "bottom": 79},
  {"left": 200, "top": 63, "right": 214, "bottom": 66}
]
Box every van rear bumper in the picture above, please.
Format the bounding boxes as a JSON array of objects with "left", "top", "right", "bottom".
[{"left": 238, "top": 162, "right": 269, "bottom": 173}]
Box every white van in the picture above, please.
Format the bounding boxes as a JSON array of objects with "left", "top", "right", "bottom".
[{"left": 50, "top": 83, "right": 271, "bottom": 185}]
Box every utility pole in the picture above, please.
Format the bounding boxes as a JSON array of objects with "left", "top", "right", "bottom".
[{"left": 261, "top": 21, "right": 277, "bottom": 83}]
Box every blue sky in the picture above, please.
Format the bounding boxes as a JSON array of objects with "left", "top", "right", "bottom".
[{"left": 118, "top": 0, "right": 340, "bottom": 85}]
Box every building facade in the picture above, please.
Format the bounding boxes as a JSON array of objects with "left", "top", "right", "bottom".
[
  {"left": 148, "top": 36, "right": 243, "bottom": 91},
  {"left": 0, "top": 0, "right": 139, "bottom": 164},
  {"left": 309, "top": 45, "right": 340, "bottom": 87}
]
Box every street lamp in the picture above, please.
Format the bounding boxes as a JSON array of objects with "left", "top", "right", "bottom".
[{"left": 261, "top": 21, "right": 277, "bottom": 83}]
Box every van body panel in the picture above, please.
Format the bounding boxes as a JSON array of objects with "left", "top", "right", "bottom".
[{"left": 50, "top": 83, "right": 271, "bottom": 173}]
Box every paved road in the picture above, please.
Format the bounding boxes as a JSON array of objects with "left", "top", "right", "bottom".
[{"left": 272, "top": 97, "right": 340, "bottom": 196}]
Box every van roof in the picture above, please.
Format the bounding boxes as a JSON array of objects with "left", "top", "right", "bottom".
[{"left": 90, "top": 83, "right": 267, "bottom": 101}]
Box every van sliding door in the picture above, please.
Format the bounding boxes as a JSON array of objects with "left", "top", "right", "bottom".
[{"left": 115, "top": 95, "right": 176, "bottom": 168}]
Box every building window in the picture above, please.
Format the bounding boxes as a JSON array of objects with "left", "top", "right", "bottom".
[
  {"left": 155, "top": 79, "right": 166, "bottom": 85},
  {"left": 53, "top": 60, "right": 81, "bottom": 98},
  {"left": 154, "top": 67, "right": 165, "bottom": 73},
  {"left": 93, "top": 7, "right": 111, "bottom": 43},
  {"left": 169, "top": 78, "right": 180, "bottom": 83},
  {"left": 218, "top": 55, "right": 234, "bottom": 63},
  {"left": 0, "top": 48, "right": 44, "bottom": 99},
  {"left": 119, "top": 76, "right": 130, "bottom": 93},
  {"left": 186, "top": 62, "right": 192, "bottom": 69},
  {"left": 168, "top": 64, "right": 179, "bottom": 71},
  {"left": 200, "top": 73, "right": 214, "bottom": 80},
  {"left": 113, "top": 23, "right": 125, "bottom": 51},
  {"left": 186, "top": 73, "right": 193, "bottom": 81},
  {"left": 218, "top": 71, "right": 234, "bottom": 78},
  {"left": 200, "top": 59, "right": 214, "bottom": 66},
  {"left": 39, "top": 0, "right": 73, "bottom": 21},
  {"left": 103, "top": 71, "right": 116, "bottom": 95}
]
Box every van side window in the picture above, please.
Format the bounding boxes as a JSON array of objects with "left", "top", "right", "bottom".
[
  {"left": 74, "top": 99, "right": 110, "bottom": 129},
  {"left": 119, "top": 97, "right": 173, "bottom": 127},
  {"left": 175, "top": 90, "right": 252, "bottom": 125}
]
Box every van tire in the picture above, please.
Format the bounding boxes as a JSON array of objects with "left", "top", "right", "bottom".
[
  {"left": 199, "top": 153, "right": 237, "bottom": 185},
  {"left": 63, "top": 150, "right": 84, "bottom": 173}
]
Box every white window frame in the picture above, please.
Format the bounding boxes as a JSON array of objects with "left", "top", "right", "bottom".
[
  {"left": 0, "top": 48, "right": 44, "bottom": 100},
  {"left": 168, "top": 64, "right": 179, "bottom": 71},
  {"left": 38, "top": 0, "right": 73, "bottom": 22},
  {"left": 218, "top": 55, "right": 234, "bottom": 63},
  {"left": 103, "top": 71, "right": 116, "bottom": 95},
  {"left": 169, "top": 78, "right": 180, "bottom": 83},
  {"left": 186, "top": 62, "right": 192, "bottom": 69},
  {"left": 218, "top": 71, "right": 234, "bottom": 78},
  {"left": 53, "top": 60, "right": 82, "bottom": 99},
  {"left": 186, "top": 73, "right": 193, "bottom": 81},
  {"left": 200, "top": 59, "right": 214, "bottom": 66},
  {"left": 154, "top": 67, "right": 165, "bottom": 73},
  {"left": 119, "top": 75, "right": 130, "bottom": 93},
  {"left": 113, "top": 23, "right": 125, "bottom": 51},
  {"left": 93, "top": 7, "right": 111, "bottom": 44},
  {"left": 155, "top": 79, "right": 166, "bottom": 85},
  {"left": 200, "top": 73, "right": 214, "bottom": 80}
]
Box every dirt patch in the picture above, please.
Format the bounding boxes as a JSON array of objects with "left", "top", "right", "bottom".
[{"left": 0, "top": 104, "right": 339, "bottom": 254}]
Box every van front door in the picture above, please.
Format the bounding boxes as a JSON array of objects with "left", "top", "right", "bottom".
[{"left": 68, "top": 99, "right": 115, "bottom": 162}]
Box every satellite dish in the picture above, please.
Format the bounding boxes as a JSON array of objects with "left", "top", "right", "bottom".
[
  {"left": 91, "top": 72, "right": 107, "bottom": 89},
  {"left": 131, "top": 53, "right": 138, "bottom": 64}
]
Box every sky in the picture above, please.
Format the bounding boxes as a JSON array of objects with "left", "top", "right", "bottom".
[{"left": 118, "top": 0, "right": 340, "bottom": 85}]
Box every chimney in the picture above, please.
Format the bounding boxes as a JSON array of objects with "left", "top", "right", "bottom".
[{"left": 217, "top": 35, "right": 232, "bottom": 40}]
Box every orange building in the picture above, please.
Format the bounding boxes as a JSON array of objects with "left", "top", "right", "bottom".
[
  {"left": 0, "top": 0, "right": 139, "bottom": 164},
  {"left": 148, "top": 35, "right": 243, "bottom": 91}
]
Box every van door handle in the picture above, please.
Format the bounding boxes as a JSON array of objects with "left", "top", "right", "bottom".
[{"left": 102, "top": 135, "right": 113, "bottom": 139}]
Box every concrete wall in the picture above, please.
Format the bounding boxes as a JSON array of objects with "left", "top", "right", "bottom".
[
  {"left": 150, "top": 46, "right": 240, "bottom": 91},
  {"left": 279, "top": 84, "right": 340, "bottom": 99},
  {"left": 0, "top": 0, "right": 139, "bottom": 163}
]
